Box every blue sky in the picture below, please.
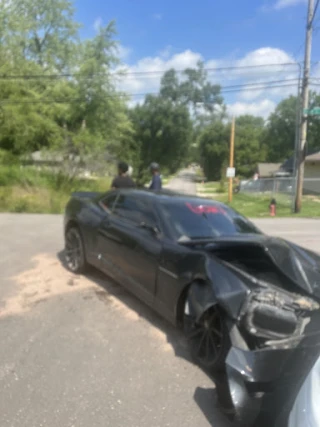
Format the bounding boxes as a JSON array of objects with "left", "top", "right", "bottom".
[{"left": 73, "top": 0, "right": 320, "bottom": 117}]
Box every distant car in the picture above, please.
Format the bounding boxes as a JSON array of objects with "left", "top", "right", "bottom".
[{"left": 64, "top": 189, "right": 320, "bottom": 426}]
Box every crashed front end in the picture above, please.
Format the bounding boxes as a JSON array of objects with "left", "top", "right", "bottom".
[
  {"left": 222, "top": 288, "right": 320, "bottom": 426},
  {"left": 201, "top": 238, "right": 320, "bottom": 426}
]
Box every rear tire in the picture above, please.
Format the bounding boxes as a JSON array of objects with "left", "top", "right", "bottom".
[
  {"left": 65, "top": 227, "right": 88, "bottom": 274},
  {"left": 184, "top": 302, "right": 230, "bottom": 372}
]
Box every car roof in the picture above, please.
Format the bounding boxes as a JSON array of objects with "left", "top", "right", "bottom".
[{"left": 113, "top": 188, "right": 227, "bottom": 207}]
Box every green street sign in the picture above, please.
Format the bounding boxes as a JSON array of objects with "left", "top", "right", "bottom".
[{"left": 303, "top": 107, "right": 320, "bottom": 115}]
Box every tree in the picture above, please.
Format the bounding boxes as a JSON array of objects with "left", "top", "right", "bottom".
[
  {"left": 50, "top": 21, "right": 133, "bottom": 178},
  {"left": 159, "top": 61, "right": 226, "bottom": 130},
  {"left": 160, "top": 62, "right": 223, "bottom": 111},
  {"left": 0, "top": 0, "right": 80, "bottom": 154},
  {"left": 0, "top": 7, "right": 132, "bottom": 175},
  {"left": 234, "top": 115, "right": 266, "bottom": 177},
  {"left": 263, "top": 92, "right": 320, "bottom": 163},
  {"left": 129, "top": 95, "right": 193, "bottom": 184},
  {"left": 198, "top": 122, "right": 230, "bottom": 181},
  {"left": 2, "top": 0, "right": 80, "bottom": 71},
  {"left": 263, "top": 95, "right": 297, "bottom": 162}
]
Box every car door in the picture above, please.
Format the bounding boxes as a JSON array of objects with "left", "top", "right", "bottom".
[
  {"left": 95, "top": 192, "right": 123, "bottom": 279},
  {"left": 97, "top": 192, "right": 162, "bottom": 306}
]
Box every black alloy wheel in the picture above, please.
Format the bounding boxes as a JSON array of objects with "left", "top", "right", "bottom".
[
  {"left": 65, "top": 227, "right": 87, "bottom": 274},
  {"left": 184, "top": 304, "right": 230, "bottom": 372}
]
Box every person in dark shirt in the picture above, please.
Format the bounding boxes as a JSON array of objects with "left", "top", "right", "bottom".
[
  {"left": 111, "top": 161, "right": 136, "bottom": 189},
  {"left": 149, "top": 162, "right": 162, "bottom": 190}
]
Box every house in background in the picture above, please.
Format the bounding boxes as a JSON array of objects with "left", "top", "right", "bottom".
[
  {"left": 276, "top": 149, "right": 320, "bottom": 195},
  {"left": 277, "top": 149, "right": 320, "bottom": 176},
  {"left": 21, "top": 150, "right": 118, "bottom": 178},
  {"left": 304, "top": 151, "right": 320, "bottom": 194},
  {"left": 256, "top": 163, "right": 282, "bottom": 178},
  {"left": 304, "top": 151, "right": 320, "bottom": 177},
  {"left": 244, "top": 154, "right": 320, "bottom": 195}
]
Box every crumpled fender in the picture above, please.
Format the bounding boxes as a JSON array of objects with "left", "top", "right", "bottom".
[
  {"left": 186, "top": 281, "right": 218, "bottom": 322},
  {"left": 186, "top": 258, "right": 249, "bottom": 321}
]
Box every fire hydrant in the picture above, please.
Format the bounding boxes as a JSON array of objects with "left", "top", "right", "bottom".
[{"left": 269, "top": 198, "right": 276, "bottom": 217}]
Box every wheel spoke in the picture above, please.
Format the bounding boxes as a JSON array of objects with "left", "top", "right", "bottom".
[
  {"left": 195, "top": 330, "right": 207, "bottom": 357},
  {"left": 186, "top": 306, "right": 227, "bottom": 369},
  {"left": 212, "top": 327, "right": 222, "bottom": 338},
  {"left": 65, "top": 230, "right": 82, "bottom": 271},
  {"left": 204, "top": 333, "right": 211, "bottom": 362},
  {"left": 188, "top": 327, "right": 203, "bottom": 339},
  {"left": 208, "top": 332, "right": 218, "bottom": 357}
]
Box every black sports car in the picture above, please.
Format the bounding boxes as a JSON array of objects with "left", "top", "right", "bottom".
[{"left": 63, "top": 188, "right": 320, "bottom": 426}]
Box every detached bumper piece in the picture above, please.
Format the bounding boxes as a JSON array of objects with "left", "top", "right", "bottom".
[{"left": 222, "top": 329, "right": 320, "bottom": 427}]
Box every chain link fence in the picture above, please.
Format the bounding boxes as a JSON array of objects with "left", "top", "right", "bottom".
[{"left": 238, "top": 177, "right": 320, "bottom": 205}]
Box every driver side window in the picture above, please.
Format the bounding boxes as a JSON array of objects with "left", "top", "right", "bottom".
[
  {"left": 113, "top": 194, "right": 157, "bottom": 226},
  {"left": 100, "top": 193, "right": 118, "bottom": 212}
]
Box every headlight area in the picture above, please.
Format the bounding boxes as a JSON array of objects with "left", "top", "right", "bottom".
[{"left": 238, "top": 289, "right": 319, "bottom": 348}]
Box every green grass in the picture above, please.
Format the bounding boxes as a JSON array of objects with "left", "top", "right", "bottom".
[
  {"left": 1, "top": 167, "right": 319, "bottom": 217},
  {"left": 196, "top": 180, "right": 320, "bottom": 218},
  {"left": 0, "top": 166, "right": 111, "bottom": 214},
  {"left": 197, "top": 181, "right": 225, "bottom": 194},
  {"left": 198, "top": 183, "right": 219, "bottom": 190},
  {"left": 210, "top": 192, "right": 320, "bottom": 218}
]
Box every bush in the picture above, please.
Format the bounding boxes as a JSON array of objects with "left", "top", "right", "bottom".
[
  {"left": 216, "top": 178, "right": 227, "bottom": 193},
  {"left": 0, "top": 149, "right": 19, "bottom": 166},
  {"left": 0, "top": 168, "right": 111, "bottom": 213}
]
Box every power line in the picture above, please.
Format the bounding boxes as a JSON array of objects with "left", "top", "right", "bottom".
[
  {"left": 0, "top": 62, "right": 302, "bottom": 81},
  {"left": 0, "top": 80, "right": 302, "bottom": 106},
  {"left": 221, "top": 82, "right": 299, "bottom": 94}
]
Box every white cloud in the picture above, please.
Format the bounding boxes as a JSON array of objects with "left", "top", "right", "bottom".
[
  {"left": 233, "top": 48, "right": 298, "bottom": 101},
  {"left": 158, "top": 45, "right": 173, "bottom": 59},
  {"left": 93, "top": 17, "right": 103, "bottom": 32},
  {"left": 117, "top": 49, "right": 202, "bottom": 96},
  {"left": 117, "top": 45, "right": 132, "bottom": 60},
  {"left": 273, "top": 0, "right": 307, "bottom": 10},
  {"left": 228, "top": 99, "right": 276, "bottom": 119},
  {"left": 237, "top": 47, "right": 293, "bottom": 68},
  {"left": 311, "top": 62, "right": 320, "bottom": 79},
  {"left": 116, "top": 46, "right": 300, "bottom": 115},
  {"left": 152, "top": 13, "right": 163, "bottom": 21}
]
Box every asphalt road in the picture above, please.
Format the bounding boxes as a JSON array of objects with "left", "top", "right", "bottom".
[
  {"left": 1, "top": 171, "right": 320, "bottom": 427},
  {"left": 165, "top": 170, "right": 196, "bottom": 195}
]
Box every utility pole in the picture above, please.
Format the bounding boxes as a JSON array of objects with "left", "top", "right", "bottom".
[
  {"left": 228, "top": 117, "right": 235, "bottom": 203},
  {"left": 294, "top": 0, "right": 315, "bottom": 213}
]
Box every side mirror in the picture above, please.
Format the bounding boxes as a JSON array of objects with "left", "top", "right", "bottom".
[{"left": 140, "top": 222, "right": 159, "bottom": 236}]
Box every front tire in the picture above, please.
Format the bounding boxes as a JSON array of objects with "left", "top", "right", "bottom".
[
  {"left": 65, "top": 227, "right": 88, "bottom": 274},
  {"left": 184, "top": 303, "right": 230, "bottom": 372}
]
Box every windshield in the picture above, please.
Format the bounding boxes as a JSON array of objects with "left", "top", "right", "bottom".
[{"left": 160, "top": 200, "right": 261, "bottom": 240}]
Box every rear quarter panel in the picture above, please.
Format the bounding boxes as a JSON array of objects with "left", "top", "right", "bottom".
[{"left": 64, "top": 196, "right": 106, "bottom": 265}]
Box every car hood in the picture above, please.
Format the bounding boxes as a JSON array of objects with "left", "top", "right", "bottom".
[{"left": 204, "top": 235, "right": 320, "bottom": 300}]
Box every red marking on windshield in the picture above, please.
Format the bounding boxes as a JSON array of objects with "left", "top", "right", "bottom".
[{"left": 186, "top": 203, "right": 225, "bottom": 215}]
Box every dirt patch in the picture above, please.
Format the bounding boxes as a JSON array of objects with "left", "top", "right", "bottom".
[
  {"left": 0, "top": 254, "right": 93, "bottom": 318},
  {"left": 0, "top": 253, "right": 176, "bottom": 354},
  {"left": 94, "top": 289, "right": 113, "bottom": 304}
]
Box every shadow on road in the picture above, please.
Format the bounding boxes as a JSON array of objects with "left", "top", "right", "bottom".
[
  {"left": 194, "top": 386, "right": 234, "bottom": 427},
  {"left": 57, "top": 249, "right": 233, "bottom": 427}
]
